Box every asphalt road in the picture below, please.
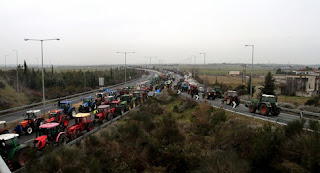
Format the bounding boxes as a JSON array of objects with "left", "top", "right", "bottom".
[
  {"left": 1, "top": 70, "right": 159, "bottom": 145},
  {"left": 175, "top": 73, "right": 312, "bottom": 128}
]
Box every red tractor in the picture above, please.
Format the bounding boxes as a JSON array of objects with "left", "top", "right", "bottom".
[
  {"left": 222, "top": 91, "right": 240, "bottom": 106},
  {"left": 111, "top": 100, "right": 125, "bottom": 116},
  {"left": 94, "top": 105, "right": 113, "bottom": 123},
  {"left": 33, "top": 123, "right": 68, "bottom": 150},
  {"left": 66, "top": 113, "right": 94, "bottom": 140},
  {"left": 14, "top": 110, "right": 45, "bottom": 135},
  {"left": 46, "top": 109, "right": 69, "bottom": 131}
]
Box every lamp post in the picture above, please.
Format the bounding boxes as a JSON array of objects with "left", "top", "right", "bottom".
[
  {"left": 200, "top": 53, "right": 206, "bottom": 86},
  {"left": 12, "top": 50, "right": 19, "bottom": 105},
  {"left": 24, "top": 38, "right": 60, "bottom": 111},
  {"left": 245, "top": 44, "right": 254, "bottom": 100},
  {"left": 3, "top": 55, "right": 8, "bottom": 68},
  {"left": 116, "top": 52, "right": 135, "bottom": 85}
]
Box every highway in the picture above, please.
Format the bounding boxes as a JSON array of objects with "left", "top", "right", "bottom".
[
  {"left": 0, "top": 70, "right": 159, "bottom": 145},
  {"left": 175, "top": 74, "right": 312, "bottom": 128}
]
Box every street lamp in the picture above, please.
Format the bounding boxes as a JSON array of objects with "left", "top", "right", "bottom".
[
  {"left": 200, "top": 53, "right": 206, "bottom": 86},
  {"left": 245, "top": 44, "right": 254, "bottom": 100},
  {"left": 24, "top": 38, "right": 60, "bottom": 111},
  {"left": 3, "top": 55, "right": 8, "bottom": 68},
  {"left": 12, "top": 50, "right": 19, "bottom": 105},
  {"left": 116, "top": 52, "right": 135, "bottom": 85}
]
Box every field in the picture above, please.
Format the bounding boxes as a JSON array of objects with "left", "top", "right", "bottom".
[
  {"left": 199, "top": 75, "right": 265, "bottom": 88},
  {"left": 277, "top": 95, "right": 310, "bottom": 106}
]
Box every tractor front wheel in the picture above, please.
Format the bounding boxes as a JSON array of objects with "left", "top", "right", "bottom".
[
  {"left": 260, "top": 104, "right": 270, "bottom": 116},
  {"left": 249, "top": 105, "right": 256, "bottom": 113},
  {"left": 26, "top": 126, "right": 33, "bottom": 135},
  {"left": 15, "top": 148, "right": 29, "bottom": 167},
  {"left": 58, "top": 134, "right": 67, "bottom": 146},
  {"left": 272, "top": 107, "right": 281, "bottom": 116}
]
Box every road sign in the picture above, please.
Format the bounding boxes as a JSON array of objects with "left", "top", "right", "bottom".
[{"left": 99, "top": 77, "right": 104, "bottom": 86}]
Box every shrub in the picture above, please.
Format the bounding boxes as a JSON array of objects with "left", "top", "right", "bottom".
[
  {"left": 285, "top": 119, "right": 305, "bottom": 137},
  {"left": 305, "top": 96, "right": 320, "bottom": 106},
  {"left": 299, "top": 105, "right": 320, "bottom": 113},
  {"left": 279, "top": 102, "right": 295, "bottom": 109},
  {"left": 309, "top": 120, "right": 320, "bottom": 132},
  {"left": 210, "top": 109, "right": 227, "bottom": 126}
]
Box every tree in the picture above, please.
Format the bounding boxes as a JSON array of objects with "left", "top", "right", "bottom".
[{"left": 261, "top": 72, "right": 276, "bottom": 95}]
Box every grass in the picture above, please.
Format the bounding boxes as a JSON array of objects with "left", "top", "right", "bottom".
[
  {"left": 0, "top": 80, "right": 30, "bottom": 108},
  {"left": 199, "top": 75, "right": 265, "bottom": 88},
  {"left": 277, "top": 95, "right": 309, "bottom": 106}
]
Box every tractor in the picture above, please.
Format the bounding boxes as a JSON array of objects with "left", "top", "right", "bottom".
[
  {"left": 121, "top": 94, "right": 133, "bottom": 111},
  {"left": 204, "top": 89, "right": 219, "bottom": 100},
  {"left": 46, "top": 109, "right": 69, "bottom": 131},
  {"left": 0, "top": 121, "right": 9, "bottom": 135},
  {"left": 94, "top": 105, "right": 113, "bottom": 123},
  {"left": 111, "top": 100, "right": 125, "bottom": 116},
  {"left": 79, "top": 96, "right": 96, "bottom": 113},
  {"left": 95, "top": 92, "right": 106, "bottom": 106},
  {"left": 213, "top": 86, "right": 223, "bottom": 98},
  {"left": 132, "top": 91, "right": 144, "bottom": 104},
  {"left": 58, "top": 100, "right": 77, "bottom": 119},
  {"left": 102, "top": 96, "right": 115, "bottom": 105},
  {"left": 66, "top": 113, "right": 94, "bottom": 140},
  {"left": 33, "top": 123, "right": 68, "bottom": 150},
  {"left": 14, "top": 110, "right": 44, "bottom": 135},
  {"left": 0, "top": 134, "right": 29, "bottom": 170},
  {"left": 222, "top": 91, "right": 240, "bottom": 106},
  {"left": 246, "top": 94, "right": 281, "bottom": 116}
]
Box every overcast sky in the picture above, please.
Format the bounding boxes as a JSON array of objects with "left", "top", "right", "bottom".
[{"left": 0, "top": 0, "right": 319, "bottom": 66}]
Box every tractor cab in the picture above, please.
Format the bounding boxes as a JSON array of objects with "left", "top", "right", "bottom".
[
  {"left": 260, "top": 94, "right": 277, "bottom": 103},
  {"left": 103, "top": 96, "right": 114, "bottom": 105},
  {"left": 79, "top": 96, "right": 95, "bottom": 113},
  {"left": 95, "top": 105, "right": 111, "bottom": 123},
  {"left": 25, "top": 110, "right": 42, "bottom": 121},
  {"left": 34, "top": 123, "right": 67, "bottom": 150},
  {"left": 67, "top": 113, "right": 94, "bottom": 140},
  {"left": 0, "top": 133, "right": 28, "bottom": 169},
  {"left": 227, "top": 91, "right": 238, "bottom": 97},
  {"left": 96, "top": 92, "right": 106, "bottom": 102},
  {"left": 0, "top": 121, "right": 9, "bottom": 135},
  {"left": 46, "top": 109, "right": 68, "bottom": 129}
]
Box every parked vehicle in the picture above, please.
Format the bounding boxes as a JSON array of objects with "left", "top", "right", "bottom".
[
  {"left": 0, "top": 121, "right": 9, "bottom": 135},
  {"left": 46, "top": 109, "right": 69, "bottom": 131},
  {"left": 66, "top": 113, "right": 94, "bottom": 140},
  {"left": 14, "top": 110, "right": 44, "bottom": 135},
  {"left": 102, "top": 96, "right": 115, "bottom": 105},
  {"left": 222, "top": 91, "right": 240, "bottom": 106},
  {"left": 94, "top": 105, "right": 112, "bottom": 123},
  {"left": 79, "top": 96, "right": 96, "bottom": 113},
  {"left": 58, "top": 101, "right": 76, "bottom": 118},
  {"left": 204, "top": 89, "right": 219, "bottom": 100},
  {"left": 121, "top": 95, "right": 133, "bottom": 111},
  {"left": 246, "top": 94, "right": 281, "bottom": 116},
  {"left": 0, "top": 134, "right": 29, "bottom": 170},
  {"left": 110, "top": 100, "right": 125, "bottom": 115},
  {"left": 95, "top": 92, "right": 106, "bottom": 106},
  {"left": 33, "top": 123, "right": 67, "bottom": 150}
]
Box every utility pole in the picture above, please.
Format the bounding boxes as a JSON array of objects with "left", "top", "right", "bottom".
[
  {"left": 117, "top": 52, "right": 135, "bottom": 85},
  {"left": 3, "top": 55, "right": 8, "bottom": 68},
  {"left": 245, "top": 45, "right": 254, "bottom": 100},
  {"left": 12, "top": 50, "right": 19, "bottom": 105},
  {"left": 200, "top": 53, "right": 206, "bottom": 86}
]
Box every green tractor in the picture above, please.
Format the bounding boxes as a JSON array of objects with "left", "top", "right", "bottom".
[
  {"left": 247, "top": 94, "right": 281, "bottom": 116},
  {"left": 121, "top": 94, "right": 134, "bottom": 111},
  {"left": 132, "top": 91, "right": 145, "bottom": 104},
  {"left": 213, "top": 86, "right": 222, "bottom": 98},
  {"left": 0, "top": 134, "right": 30, "bottom": 170}
]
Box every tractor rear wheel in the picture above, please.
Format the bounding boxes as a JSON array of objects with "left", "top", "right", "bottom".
[
  {"left": 226, "top": 98, "right": 231, "bottom": 105},
  {"left": 15, "top": 148, "right": 29, "bottom": 167},
  {"left": 58, "top": 134, "right": 67, "bottom": 146},
  {"left": 87, "top": 123, "right": 94, "bottom": 132},
  {"left": 26, "top": 126, "right": 33, "bottom": 135},
  {"left": 260, "top": 104, "right": 270, "bottom": 116},
  {"left": 272, "top": 107, "right": 281, "bottom": 116},
  {"left": 249, "top": 105, "right": 256, "bottom": 113}
]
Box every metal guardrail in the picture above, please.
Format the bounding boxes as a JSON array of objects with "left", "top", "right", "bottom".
[{"left": 0, "top": 76, "right": 143, "bottom": 115}]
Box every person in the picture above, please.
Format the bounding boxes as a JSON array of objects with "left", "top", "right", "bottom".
[{"left": 93, "top": 109, "right": 98, "bottom": 117}]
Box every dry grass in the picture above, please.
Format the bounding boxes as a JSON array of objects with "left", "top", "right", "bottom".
[
  {"left": 199, "top": 75, "right": 264, "bottom": 88},
  {"left": 277, "top": 95, "right": 309, "bottom": 106}
]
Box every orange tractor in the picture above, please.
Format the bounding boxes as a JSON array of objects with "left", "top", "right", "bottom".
[
  {"left": 66, "top": 113, "right": 94, "bottom": 140},
  {"left": 14, "top": 110, "right": 44, "bottom": 135},
  {"left": 46, "top": 109, "right": 69, "bottom": 131}
]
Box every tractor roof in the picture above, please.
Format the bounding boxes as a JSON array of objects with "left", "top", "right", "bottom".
[
  {"left": 26, "top": 110, "right": 40, "bottom": 114},
  {"left": 262, "top": 94, "right": 275, "bottom": 98},
  {"left": 60, "top": 101, "right": 72, "bottom": 104},
  {"left": 49, "top": 109, "right": 63, "bottom": 113},
  {"left": 96, "top": 92, "right": 105, "bottom": 95},
  {"left": 228, "top": 91, "right": 237, "bottom": 93},
  {"left": 111, "top": 100, "right": 121, "bottom": 104},
  {"left": 106, "top": 96, "right": 114, "bottom": 98},
  {"left": 133, "top": 91, "right": 139, "bottom": 94},
  {"left": 39, "top": 123, "right": 59, "bottom": 129},
  {"left": 0, "top": 121, "right": 6, "bottom": 125},
  {"left": 75, "top": 113, "right": 91, "bottom": 118},
  {"left": 122, "top": 94, "right": 130, "bottom": 97},
  {"left": 0, "top": 134, "right": 19, "bottom": 140},
  {"left": 98, "top": 105, "right": 110, "bottom": 109}
]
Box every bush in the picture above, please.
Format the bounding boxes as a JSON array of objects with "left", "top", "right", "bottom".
[
  {"left": 0, "top": 81, "right": 5, "bottom": 89},
  {"left": 210, "top": 109, "right": 227, "bottom": 126},
  {"left": 305, "top": 96, "right": 320, "bottom": 106},
  {"left": 279, "top": 102, "right": 296, "bottom": 109},
  {"left": 309, "top": 120, "right": 320, "bottom": 132},
  {"left": 299, "top": 105, "right": 320, "bottom": 113},
  {"left": 285, "top": 119, "right": 305, "bottom": 137}
]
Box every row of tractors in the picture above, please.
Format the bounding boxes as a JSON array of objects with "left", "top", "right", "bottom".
[
  {"left": 177, "top": 74, "right": 281, "bottom": 116},
  {"left": 0, "top": 74, "right": 167, "bottom": 171}
]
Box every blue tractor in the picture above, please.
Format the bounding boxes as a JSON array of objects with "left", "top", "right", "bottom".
[
  {"left": 58, "top": 101, "right": 76, "bottom": 119},
  {"left": 78, "top": 96, "right": 96, "bottom": 113}
]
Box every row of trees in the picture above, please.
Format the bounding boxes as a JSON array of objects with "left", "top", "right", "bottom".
[{"left": 0, "top": 62, "right": 144, "bottom": 108}]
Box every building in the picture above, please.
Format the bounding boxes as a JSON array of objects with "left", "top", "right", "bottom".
[
  {"left": 228, "top": 71, "right": 240, "bottom": 75},
  {"left": 274, "top": 73, "right": 319, "bottom": 97}
]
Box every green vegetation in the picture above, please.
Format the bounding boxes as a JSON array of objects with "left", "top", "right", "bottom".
[
  {"left": 25, "top": 90, "right": 320, "bottom": 173},
  {"left": 261, "top": 72, "right": 276, "bottom": 95},
  {"left": 0, "top": 63, "right": 143, "bottom": 110}
]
